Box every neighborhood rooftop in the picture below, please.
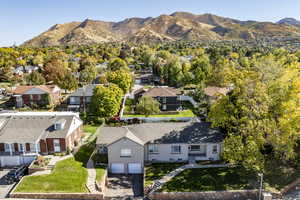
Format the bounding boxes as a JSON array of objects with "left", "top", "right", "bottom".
[
  {"left": 142, "top": 86, "right": 181, "bottom": 97},
  {"left": 96, "top": 121, "right": 224, "bottom": 145},
  {"left": 0, "top": 112, "right": 82, "bottom": 143},
  {"left": 70, "top": 84, "right": 99, "bottom": 97}
]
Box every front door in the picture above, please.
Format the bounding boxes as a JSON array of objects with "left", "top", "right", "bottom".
[{"left": 53, "top": 139, "right": 61, "bottom": 152}]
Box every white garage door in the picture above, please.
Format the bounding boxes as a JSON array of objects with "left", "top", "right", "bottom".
[
  {"left": 0, "top": 156, "right": 20, "bottom": 167},
  {"left": 111, "top": 163, "right": 125, "bottom": 174},
  {"left": 128, "top": 163, "right": 142, "bottom": 174}
]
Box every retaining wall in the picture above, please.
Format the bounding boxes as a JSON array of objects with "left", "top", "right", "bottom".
[{"left": 148, "top": 190, "right": 259, "bottom": 200}]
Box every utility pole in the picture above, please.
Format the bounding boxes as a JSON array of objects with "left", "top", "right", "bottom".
[
  {"left": 258, "top": 173, "right": 263, "bottom": 200},
  {"left": 83, "top": 85, "right": 86, "bottom": 113}
]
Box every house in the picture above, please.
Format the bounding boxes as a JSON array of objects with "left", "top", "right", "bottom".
[
  {"left": 0, "top": 112, "right": 83, "bottom": 167},
  {"left": 135, "top": 74, "right": 153, "bottom": 85},
  {"left": 96, "top": 121, "right": 223, "bottom": 174},
  {"left": 67, "top": 84, "right": 99, "bottom": 111},
  {"left": 203, "top": 86, "right": 231, "bottom": 104},
  {"left": 12, "top": 85, "right": 61, "bottom": 108},
  {"left": 134, "top": 86, "right": 182, "bottom": 111},
  {"left": 13, "top": 65, "right": 39, "bottom": 76}
]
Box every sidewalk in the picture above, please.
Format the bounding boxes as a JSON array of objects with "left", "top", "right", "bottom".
[{"left": 86, "top": 153, "right": 101, "bottom": 194}]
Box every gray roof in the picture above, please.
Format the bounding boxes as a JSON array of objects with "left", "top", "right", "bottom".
[
  {"left": 69, "top": 84, "right": 99, "bottom": 97},
  {"left": 0, "top": 114, "right": 81, "bottom": 143},
  {"left": 96, "top": 122, "right": 224, "bottom": 145}
]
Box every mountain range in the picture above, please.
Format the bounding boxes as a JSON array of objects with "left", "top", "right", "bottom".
[{"left": 22, "top": 12, "right": 300, "bottom": 46}]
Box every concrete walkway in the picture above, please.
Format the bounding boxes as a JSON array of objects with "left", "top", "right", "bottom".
[
  {"left": 86, "top": 153, "right": 100, "bottom": 194},
  {"left": 148, "top": 163, "right": 228, "bottom": 194},
  {"left": 29, "top": 154, "right": 73, "bottom": 176}
]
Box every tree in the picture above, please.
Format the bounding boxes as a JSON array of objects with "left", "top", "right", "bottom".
[
  {"left": 108, "top": 58, "right": 128, "bottom": 71},
  {"left": 43, "top": 58, "right": 68, "bottom": 84},
  {"left": 58, "top": 73, "right": 78, "bottom": 92},
  {"left": 25, "top": 71, "right": 46, "bottom": 85},
  {"left": 136, "top": 96, "right": 160, "bottom": 117},
  {"left": 89, "top": 84, "right": 124, "bottom": 118},
  {"left": 79, "top": 65, "right": 97, "bottom": 83},
  {"left": 106, "top": 70, "right": 133, "bottom": 93}
]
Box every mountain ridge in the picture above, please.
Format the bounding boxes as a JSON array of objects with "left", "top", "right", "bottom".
[{"left": 22, "top": 12, "right": 300, "bottom": 46}]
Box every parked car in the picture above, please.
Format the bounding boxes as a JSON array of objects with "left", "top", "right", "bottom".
[{"left": 5, "top": 165, "right": 27, "bottom": 184}]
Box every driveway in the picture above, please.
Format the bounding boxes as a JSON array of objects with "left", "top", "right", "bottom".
[
  {"left": 0, "top": 169, "right": 16, "bottom": 199},
  {"left": 105, "top": 174, "right": 144, "bottom": 198}
]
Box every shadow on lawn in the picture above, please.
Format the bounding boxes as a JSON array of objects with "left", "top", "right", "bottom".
[{"left": 74, "top": 139, "right": 96, "bottom": 167}]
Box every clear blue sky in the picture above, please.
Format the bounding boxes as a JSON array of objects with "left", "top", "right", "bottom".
[{"left": 1, "top": 0, "right": 300, "bottom": 47}]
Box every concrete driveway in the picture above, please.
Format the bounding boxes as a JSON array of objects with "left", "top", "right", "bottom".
[
  {"left": 105, "top": 174, "right": 144, "bottom": 198},
  {"left": 0, "top": 169, "right": 16, "bottom": 199}
]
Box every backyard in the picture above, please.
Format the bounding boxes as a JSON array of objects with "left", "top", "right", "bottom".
[
  {"left": 124, "top": 109, "right": 195, "bottom": 118},
  {"left": 83, "top": 124, "right": 100, "bottom": 142},
  {"left": 159, "top": 167, "right": 258, "bottom": 192}
]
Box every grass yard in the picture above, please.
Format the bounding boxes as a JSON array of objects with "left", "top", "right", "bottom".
[
  {"left": 83, "top": 125, "right": 99, "bottom": 135},
  {"left": 145, "top": 163, "right": 186, "bottom": 186},
  {"left": 74, "top": 140, "right": 96, "bottom": 167},
  {"left": 124, "top": 110, "right": 195, "bottom": 118},
  {"left": 83, "top": 124, "right": 100, "bottom": 141},
  {"left": 263, "top": 158, "right": 300, "bottom": 193},
  {"left": 95, "top": 165, "right": 106, "bottom": 184},
  {"left": 16, "top": 138, "right": 97, "bottom": 193},
  {"left": 160, "top": 167, "right": 258, "bottom": 192},
  {"left": 15, "top": 157, "right": 88, "bottom": 193}
]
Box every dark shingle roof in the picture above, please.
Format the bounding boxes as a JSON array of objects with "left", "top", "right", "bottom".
[{"left": 96, "top": 122, "right": 224, "bottom": 145}]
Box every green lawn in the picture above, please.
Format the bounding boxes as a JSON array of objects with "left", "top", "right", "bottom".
[
  {"left": 15, "top": 138, "right": 97, "bottom": 193},
  {"left": 83, "top": 125, "right": 100, "bottom": 142},
  {"left": 160, "top": 167, "right": 258, "bottom": 192},
  {"left": 95, "top": 165, "right": 106, "bottom": 184},
  {"left": 145, "top": 163, "right": 186, "bottom": 186},
  {"left": 15, "top": 157, "right": 88, "bottom": 193},
  {"left": 124, "top": 110, "right": 195, "bottom": 118},
  {"left": 74, "top": 140, "right": 96, "bottom": 167}
]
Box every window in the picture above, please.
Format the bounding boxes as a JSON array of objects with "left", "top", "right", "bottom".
[
  {"left": 171, "top": 145, "right": 181, "bottom": 154},
  {"left": 162, "top": 104, "right": 167, "bottom": 110},
  {"left": 70, "top": 97, "right": 77, "bottom": 104},
  {"left": 162, "top": 97, "right": 167, "bottom": 103},
  {"left": 86, "top": 97, "right": 91, "bottom": 103},
  {"left": 36, "top": 95, "right": 41, "bottom": 101},
  {"left": 19, "top": 144, "right": 24, "bottom": 152},
  {"left": 30, "top": 143, "right": 36, "bottom": 152},
  {"left": 121, "top": 149, "right": 131, "bottom": 157},
  {"left": 29, "top": 95, "right": 33, "bottom": 100},
  {"left": 190, "top": 145, "right": 200, "bottom": 151},
  {"left": 4, "top": 144, "right": 10, "bottom": 152},
  {"left": 148, "top": 144, "right": 158, "bottom": 154},
  {"left": 212, "top": 145, "right": 218, "bottom": 154}
]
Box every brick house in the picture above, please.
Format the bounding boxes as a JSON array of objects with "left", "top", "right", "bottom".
[
  {"left": 0, "top": 112, "right": 83, "bottom": 167},
  {"left": 12, "top": 85, "right": 61, "bottom": 108},
  {"left": 134, "top": 86, "right": 182, "bottom": 111}
]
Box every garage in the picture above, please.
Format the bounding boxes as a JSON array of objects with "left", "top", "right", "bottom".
[
  {"left": 111, "top": 163, "right": 125, "bottom": 174},
  {"left": 0, "top": 156, "right": 20, "bottom": 167},
  {"left": 128, "top": 163, "right": 142, "bottom": 174}
]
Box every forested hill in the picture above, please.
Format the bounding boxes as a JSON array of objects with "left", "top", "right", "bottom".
[{"left": 22, "top": 12, "right": 300, "bottom": 47}]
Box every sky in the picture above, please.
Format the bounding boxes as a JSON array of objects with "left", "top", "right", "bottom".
[{"left": 1, "top": 0, "right": 300, "bottom": 47}]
